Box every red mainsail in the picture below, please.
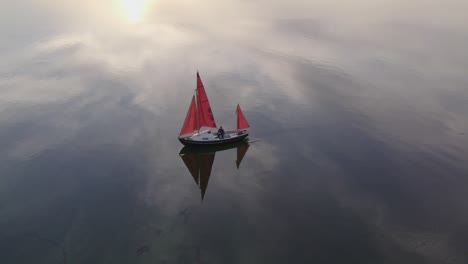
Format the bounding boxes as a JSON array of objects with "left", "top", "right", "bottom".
[
  {"left": 196, "top": 72, "right": 217, "bottom": 128},
  {"left": 236, "top": 104, "right": 250, "bottom": 130},
  {"left": 180, "top": 96, "right": 198, "bottom": 135}
]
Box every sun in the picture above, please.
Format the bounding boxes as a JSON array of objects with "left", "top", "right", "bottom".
[{"left": 119, "top": 0, "right": 151, "bottom": 23}]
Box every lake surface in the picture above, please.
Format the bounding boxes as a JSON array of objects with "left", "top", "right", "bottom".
[{"left": 1, "top": 1, "right": 468, "bottom": 263}]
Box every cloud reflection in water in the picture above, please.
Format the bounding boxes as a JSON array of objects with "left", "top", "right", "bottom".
[{"left": 1, "top": 0, "right": 468, "bottom": 263}]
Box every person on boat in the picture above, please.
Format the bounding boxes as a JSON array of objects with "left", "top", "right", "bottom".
[{"left": 217, "top": 126, "right": 225, "bottom": 139}]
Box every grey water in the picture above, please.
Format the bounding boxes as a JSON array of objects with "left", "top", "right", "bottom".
[{"left": 1, "top": 1, "right": 468, "bottom": 263}]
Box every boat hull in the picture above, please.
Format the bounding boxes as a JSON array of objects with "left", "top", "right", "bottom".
[
  {"left": 179, "top": 132, "right": 248, "bottom": 146},
  {"left": 179, "top": 139, "right": 249, "bottom": 155}
]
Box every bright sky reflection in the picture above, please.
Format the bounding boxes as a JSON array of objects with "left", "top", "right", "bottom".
[{"left": 119, "top": 0, "right": 153, "bottom": 23}]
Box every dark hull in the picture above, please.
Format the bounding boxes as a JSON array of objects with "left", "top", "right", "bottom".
[
  {"left": 179, "top": 140, "right": 249, "bottom": 155},
  {"left": 179, "top": 133, "right": 248, "bottom": 146}
]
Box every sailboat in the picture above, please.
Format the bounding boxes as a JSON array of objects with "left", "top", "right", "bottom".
[
  {"left": 179, "top": 141, "right": 250, "bottom": 200},
  {"left": 178, "top": 72, "right": 250, "bottom": 146}
]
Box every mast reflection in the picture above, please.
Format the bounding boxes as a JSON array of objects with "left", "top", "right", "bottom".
[{"left": 179, "top": 141, "right": 250, "bottom": 200}]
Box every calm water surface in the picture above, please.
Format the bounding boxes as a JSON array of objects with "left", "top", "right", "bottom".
[{"left": 1, "top": 1, "right": 468, "bottom": 263}]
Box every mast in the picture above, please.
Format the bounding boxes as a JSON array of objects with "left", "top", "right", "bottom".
[{"left": 195, "top": 86, "right": 200, "bottom": 134}]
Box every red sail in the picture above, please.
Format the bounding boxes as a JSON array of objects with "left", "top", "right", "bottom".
[
  {"left": 196, "top": 72, "right": 217, "bottom": 128},
  {"left": 236, "top": 104, "right": 250, "bottom": 130},
  {"left": 180, "top": 96, "right": 198, "bottom": 136}
]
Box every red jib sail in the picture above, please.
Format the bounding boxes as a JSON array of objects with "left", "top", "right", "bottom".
[
  {"left": 180, "top": 96, "right": 198, "bottom": 135},
  {"left": 196, "top": 72, "right": 217, "bottom": 128},
  {"left": 236, "top": 104, "right": 250, "bottom": 130}
]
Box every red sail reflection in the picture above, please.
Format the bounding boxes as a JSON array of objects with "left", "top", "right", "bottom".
[{"left": 179, "top": 141, "right": 250, "bottom": 200}]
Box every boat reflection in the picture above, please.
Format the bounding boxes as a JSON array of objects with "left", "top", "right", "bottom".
[{"left": 179, "top": 141, "right": 250, "bottom": 200}]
